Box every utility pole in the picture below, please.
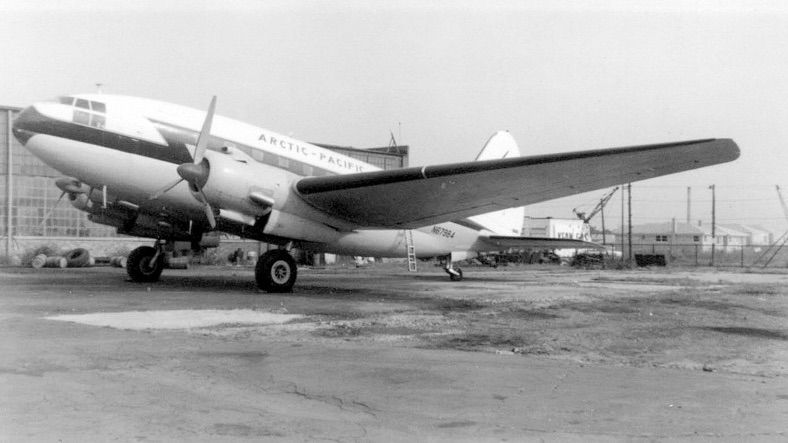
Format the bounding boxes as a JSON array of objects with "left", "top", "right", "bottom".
[
  {"left": 627, "top": 183, "right": 632, "bottom": 263},
  {"left": 5, "top": 110, "right": 12, "bottom": 260},
  {"left": 620, "top": 185, "right": 625, "bottom": 261},
  {"left": 709, "top": 184, "right": 716, "bottom": 266},
  {"left": 600, "top": 197, "right": 607, "bottom": 245}
]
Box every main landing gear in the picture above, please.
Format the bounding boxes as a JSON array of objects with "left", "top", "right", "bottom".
[
  {"left": 255, "top": 249, "right": 297, "bottom": 292},
  {"left": 126, "top": 240, "right": 298, "bottom": 292},
  {"left": 127, "top": 242, "right": 165, "bottom": 283}
]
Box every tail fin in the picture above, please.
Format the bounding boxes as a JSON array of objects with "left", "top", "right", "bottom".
[
  {"left": 468, "top": 131, "right": 525, "bottom": 235},
  {"left": 475, "top": 130, "right": 520, "bottom": 160}
]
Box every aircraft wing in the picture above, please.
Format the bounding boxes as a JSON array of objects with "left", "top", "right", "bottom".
[
  {"left": 295, "top": 138, "right": 739, "bottom": 229},
  {"left": 479, "top": 235, "right": 605, "bottom": 250}
]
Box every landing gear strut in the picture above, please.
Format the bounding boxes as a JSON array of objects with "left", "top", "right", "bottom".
[
  {"left": 443, "top": 256, "right": 463, "bottom": 282},
  {"left": 255, "top": 249, "right": 297, "bottom": 292},
  {"left": 127, "top": 242, "right": 165, "bottom": 283}
]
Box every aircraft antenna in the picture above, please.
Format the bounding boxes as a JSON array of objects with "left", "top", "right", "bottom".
[{"left": 95, "top": 83, "right": 104, "bottom": 94}]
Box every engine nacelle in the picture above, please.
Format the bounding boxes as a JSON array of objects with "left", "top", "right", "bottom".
[
  {"left": 89, "top": 212, "right": 192, "bottom": 240},
  {"left": 200, "top": 150, "right": 284, "bottom": 219}
]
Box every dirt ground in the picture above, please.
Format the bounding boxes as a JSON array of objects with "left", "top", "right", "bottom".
[{"left": 1, "top": 263, "right": 787, "bottom": 441}]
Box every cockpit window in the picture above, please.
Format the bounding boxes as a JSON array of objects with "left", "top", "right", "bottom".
[{"left": 65, "top": 98, "right": 106, "bottom": 128}]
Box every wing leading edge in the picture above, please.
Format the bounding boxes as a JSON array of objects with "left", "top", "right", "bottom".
[{"left": 295, "top": 138, "right": 739, "bottom": 229}]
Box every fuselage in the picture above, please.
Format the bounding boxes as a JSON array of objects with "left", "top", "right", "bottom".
[{"left": 13, "top": 94, "right": 499, "bottom": 259}]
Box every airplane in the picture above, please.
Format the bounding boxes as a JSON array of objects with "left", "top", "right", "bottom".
[{"left": 12, "top": 94, "right": 740, "bottom": 292}]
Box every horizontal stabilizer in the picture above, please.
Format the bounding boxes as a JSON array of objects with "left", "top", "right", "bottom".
[{"left": 480, "top": 235, "right": 605, "bottom": 250}]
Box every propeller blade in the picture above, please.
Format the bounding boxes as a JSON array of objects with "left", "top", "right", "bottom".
[
  {"left": 40, "top": 191, "right": 66, "bottom": 227},
  {"left": 203, "top": 202, "right": 216, "bottom": 229},
  {"left": 149, "top": 177, "right": 184, "bottom": 200},
  {"left": 195, "top": 186, "right": 217, "bottom": 229},
  {"left": 193, "top": 96, "right": 217, "bottom": 164}
]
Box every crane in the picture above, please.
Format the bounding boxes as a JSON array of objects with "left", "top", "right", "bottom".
[
  {"left": 777, "top": 185, "right": 788, "bottom": 222},
  {"left": 753, "top": 185, "right": 788, "bottom": 267},
  {"left": 572, "top": 187, "right": 618, "bottom": 244},
  {"left": 573, "top": 187, "right": 619, "bottom": 223}
]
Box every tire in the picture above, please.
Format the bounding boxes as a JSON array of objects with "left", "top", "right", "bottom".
[
  {"left": 126, "top": 246, "right": 164, "bottom": 283},
  {"left": 255, "top": 250, "right": 297, "bottom": 293},
  {"left": 64, "top": 248, "right": 91, "bottom": 267},
  {"left": 449, "top": 268, "right": 463, "bottom": 281}
]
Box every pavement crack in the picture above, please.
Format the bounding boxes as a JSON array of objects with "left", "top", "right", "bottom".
[{"left": 285, "top": 382, "right": 378, "bottom": 417}]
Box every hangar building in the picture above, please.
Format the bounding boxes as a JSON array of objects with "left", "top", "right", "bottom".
[{"left": 1, "top": 105, "right": 408, "bottom": 261}]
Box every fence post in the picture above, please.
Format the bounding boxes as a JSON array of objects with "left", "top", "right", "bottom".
[{"left": 695, "top": 244, "right": 699, "bottom": 266}]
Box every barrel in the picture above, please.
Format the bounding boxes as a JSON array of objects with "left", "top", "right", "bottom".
[{"left": 44, "top": 256, "right": 67, "bottom": 268}]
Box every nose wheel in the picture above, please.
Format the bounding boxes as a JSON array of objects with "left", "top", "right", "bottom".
[{"left": 255, "top": 250, "right": 297, "bottom": 292}]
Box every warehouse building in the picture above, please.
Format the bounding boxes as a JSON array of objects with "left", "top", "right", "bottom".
[{"left": 1, "top": 105, "right": 408, "bottom": 261}]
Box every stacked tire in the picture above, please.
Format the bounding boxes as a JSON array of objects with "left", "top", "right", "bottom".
[{"left": 64, "top": 248, "right": 92, "bottom": 267}]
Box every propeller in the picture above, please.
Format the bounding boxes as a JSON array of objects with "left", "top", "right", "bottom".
[
  {"left": 41, "top": 178, "right": 89, "bottom": 227},
  {"left": 149, "top": 96, "right": 218, "bottom": 228},
  {"left": 40, "top": 191, "right": 67, "bottom": 228}
]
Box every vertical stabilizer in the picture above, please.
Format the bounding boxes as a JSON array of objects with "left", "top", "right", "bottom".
[
  {"left": 469, "top": 131, "right": 525, "bottom": 235},
  {"left": 475, "top": 130, "right": 519, "bottom": 161}
]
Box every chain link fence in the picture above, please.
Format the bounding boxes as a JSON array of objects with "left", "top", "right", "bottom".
[{"left": 604, "top": 243, "right": 788, "bottom": 268}]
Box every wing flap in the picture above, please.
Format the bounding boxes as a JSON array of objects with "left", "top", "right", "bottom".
[{"left": 295, "top": 138, "right": 739, "bottom": 229}]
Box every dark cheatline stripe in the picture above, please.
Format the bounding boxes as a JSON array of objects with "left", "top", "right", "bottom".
[{"left": 13, "top": 106, "right": 193, "bottom": 164}]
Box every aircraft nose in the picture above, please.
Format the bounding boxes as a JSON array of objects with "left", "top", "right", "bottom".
[{"left": 12, "top": 105, "right": 47, "bottom": 145}]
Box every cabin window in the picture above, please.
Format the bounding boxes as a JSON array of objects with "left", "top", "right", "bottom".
[
  {"left": 278, "top": 156, "right": 289, "bottom": 168},
  {"left": 693, "top": 235, "right": 700, "bottom": 242},
  {"left": 58, "top": 96, "right": 74, "bottom": 105},
  {"left": 655, "top": 235, "right": 668, "bottom": 242},
  {"left": 91, "top": 101, "right": 106, "bottom": 113},
  {"left": 75, "top": 99, "right": 90, "bottom": 110}
]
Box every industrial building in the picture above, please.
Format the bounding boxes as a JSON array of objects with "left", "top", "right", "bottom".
[
  {"left": 522, "top": 216, "right": 591, "bottom": 241},
  {"left": 629, "top": 220, "right": 772, "bottom": 253},
  {"left": 1, "top": 104, "right": 408, "bottom": 261}
]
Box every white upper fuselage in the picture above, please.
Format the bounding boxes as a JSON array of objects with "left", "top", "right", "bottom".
[{"left": 13, "top": 94, "right": 497, "bottom": 258}]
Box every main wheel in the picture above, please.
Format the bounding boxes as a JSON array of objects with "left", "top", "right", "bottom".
[
  {"left": 255, "top": 250, "right": 297, "bottom": 292},
  {"left": 127, "top": 246, "right": 165, "bottom": 283},
  {"left": 449, "top": 268, "right": 463, "bottom": 281}
]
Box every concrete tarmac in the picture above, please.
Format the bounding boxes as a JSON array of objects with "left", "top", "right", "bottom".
[{"left": 1, "top": 265, "right": 787, "bottom": 441}]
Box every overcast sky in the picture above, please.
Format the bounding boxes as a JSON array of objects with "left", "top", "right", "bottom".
[{"left": 2, "top": 0, "right": 788, "bottom": 233}]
